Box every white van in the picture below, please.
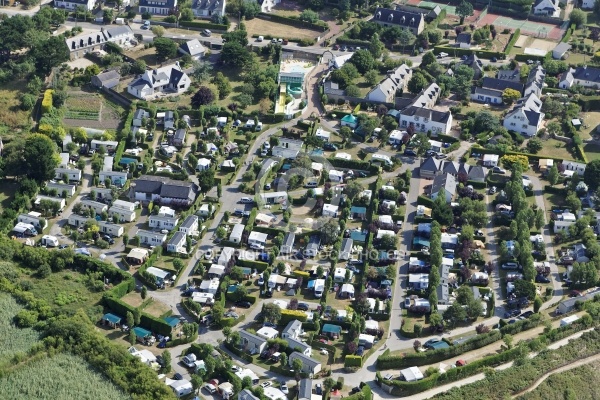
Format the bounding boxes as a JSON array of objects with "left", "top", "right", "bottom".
[
  {"left": 255, "top": 122, "right": 263, "bottom": 132},
  {"left": 257, "top": 36, "right": 264, "bottom": 42},
  {"left": 305, "top": 181, "right": 318, "bottom": 188}
]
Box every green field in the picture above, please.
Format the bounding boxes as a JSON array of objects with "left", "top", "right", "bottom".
[
  {"left": 519, "top": 363, "right": 600, "bottom": 400},
  {"left": 0, "top": 290, "right": 41, "bottom": 361},
  {"left": 0, "top": 353, "right": 129, "bottom": 400}
]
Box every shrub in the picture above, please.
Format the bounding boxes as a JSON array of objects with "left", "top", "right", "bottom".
[{"left": 41, "top": 90, "right": 53, "bottom": 114}]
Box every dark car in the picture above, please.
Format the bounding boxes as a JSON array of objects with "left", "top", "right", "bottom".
[
  {"left": 355, "top": 346, "right": 365, "bottom": 356},
  {"left": 535, "top": 275, "right": 550, "bottom": 283},
  {"left": 260, "top": 350, "right": 270, "bottom": 359},
  {"left": 404, "top": 149, "right": 417, "bottom": 157},
  {"left": 297, "top": 302, "right": 309, "bottom": 311},
  {"left": 491, "top": 57, "right": 498, "bottom": 62},
  {"left": 520, "top": 311, "right": 534, "bottom": 319},
  {"left": 323, "top": 143, "right": 338, "bottom": 151},
  {"left": 333, "top": 44, "right": 340, "bottom": 50},
  {"left": 235, "top": 301, "right": 251, "bottom": 308},
  {"left": 156, "top": 355, "right": 165, "bottom": 366},
  {"left": 58, "top": 244, "right": 70, "bottom": 250},
  {"left": 265, "top": 289, "right": 273, "bottom": 298},
  {"left": 504, "top": 309, "right": 521, "bottom": 318},
  {"left": 358, "top": 171, "right": 368, "bottom": 178},
  {"left": 173, "top": 373, "right": 183, "bottom": 380},
  {"left": 351, "top": 387, "right": 361, "bottom": 394},
  {"left": 103, "top": 235, "right": 115, "bottom": 245},
  {"left": 315, "top": 384, "right": 323, "bottom": 395}
]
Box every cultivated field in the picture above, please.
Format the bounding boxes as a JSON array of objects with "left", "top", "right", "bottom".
[
  {"left": 0, "top": 353, "right": 129, "bottom": 400},
  {"left": 0, "top": 291, "right": 41, "bottom": 361},
  {"left": 244, "top": 18, "right": 322, "bottom": 40},
  {"left": 62, "top": 91, "right": 121, "bottom": 130}
]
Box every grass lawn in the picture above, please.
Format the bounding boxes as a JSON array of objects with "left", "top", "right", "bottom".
[
  {"left": 583, "top": 143, "right": 600, "bottom": 161},
  {"left": 143, "top": 298, "right": 172, "bottom": 318},
  {"left": 543, "top": 190, "right": 568, "bottom": 215},
  {"left": 0, "top": 80, "right": 33, "bottom": 135},
  {"left": 466, "top": 102, "right": 507, "bottom": 119},
  {"left": 355, "top": 72, "right": 385, "bottom": 97},
  {"left": 0, "top": 180, "right": 19, "bottom": 212},
  {"left": 243, "top": 18, "right": 322, "bottom": 41},
  {"left": 537, "top": 138, "right": 578, "bottom": 160}
]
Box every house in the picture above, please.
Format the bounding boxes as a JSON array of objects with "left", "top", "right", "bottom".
[
  {"left": 289, "top": 352, "right": 322, "bottom": 375},
  {"left": 455, "top": 32, "right": 471, "bottom": 48},
  {"left": 168, "top": 378, "right": 193, "bottom": 398},
  {"left": 533, "top": 0, "right": 560, "bottom": 17},
  {"left": 179, "top": 215, "right": 199, "bottom": 236},
  {"left": 339, "top": 238, "right": 353, "bottom": 260},
  {"left": 471, "top": 271, "right": 489, "bottom": 285},
  {"left": 286, "top": 337, "right": 312, "bottom": 356},
  {"left": 437, "top": 283, "right": 450, "bottom": 305},
  {"left": 229, "top": 223, "right": 245, "bottom": 244},
  {"left": 256, "top": 326, "right": 279, "bottom": 340},
  {"left": 409, "top": 273, "right": 429, "bottom": 290},
  {"left": 400, "top": 367, "right": 424, "bottom": 382},
  {"left": 329, "top": 170, "right": 344, "bottom": 183},
  {"left": 12, "top": 222, "right": 37, "bottom": 237},
  {"left": 139, "top": 0, "right": 178, "bottom": 15},
  {"left": 167, "top": 231, "right": 187, "bottom": 253},
  {"left": 91, "top": 139, "right": 119, "bottom": 152},
  {"left": 459, "top": 54, "right": 484, "bottom": 79},
  {"left": 156, "top": 111, "right": 176, "bottom": 130},
  {"left": 366, "top": 64, "right": 412, "bottom": 104},
  {"left": 553, "top": 42, "right": 571, "bottom": 59},
  {"left": 340, "top": 283, "right": 355, "bottom": 298},
  {"left": 65, "top": 26, "right": 135, "bottom": 60},
  {"left": 388, "top": 130, "right": 408, "bottom": 145},
  {"left": 259, "top": 191, "right": 287, "bottom": 205},
  {"left": 136, "top": 229, "right": 167, "bottom": 246},
  {"left": 431, "top": 173, "right": 456, "bottom": 203},
  {"left": 127, "top": 63, "right": 190, "bottom": 100},
  {"left": 497, "top": 68, "right": 521, "bottom": 82},
  {"left": 583, "top": 0, "right": 595, "bottom": 8},
  {"left": 248, "top": 231, "right": 268, "bottom": 248},
  {"left": 126, "top": 248, "right": 149, "bottom": 265},
  {"left": 197, "top": 203, "right": 212, "bottom": 218},
  {"left": 112, "top": 200, "right": 136, "bottom": 212},
  {"left": 561, "top": 160, "right": 586, "bottom": 176},
  {"left": 98, "top": 220, "right": 124, "bottom": 237},
  {"left": 298, "top": 379, "right": 313, "bottom": 400},
  {"left": 80, "top": 199, "right": 108, "bottom": 214},
  {"left": 172, "top": 129, "right": 187, "bottom": 147},
  {"left": 133, "top": 109, "right": 150, "bottom": 128},
  {"left": 416, "top": 205, "right": 432, "bottom": 218},
  {"left": 92, "top": 70, "right": 121, "bottom": 89},
  {"left": 196, "top": 158, "right": 211, "bottom": 171},
  {"left": 399, "top": 106, "right": 452, "bottom": 135},
  {"left": 18, "top": 212, "right": 47, "bottom": 231},
  {"left": 471, "top": 77, "right": 524, "bottom": 104},
  {"left": 441, "top": 232, "right": 459, "bottom": 249},
  {"left": 556, "top": 288, "right": 600, "bottom": 314},
  {"left": 146, "top": 267, "right": 172, "bottom": 285},
  {"left": 109, "top": 205, "right": 136, "bottom": 223},
  {"left": 280, "top": 232, "right": 295, "bottom": 254},
  {"left": 55, "top": 0, "right": 94, "bottom": 11},
  {"left": 54, "top": 167, "right": 82, "bottom": 182},
  {"left": 149, "top": 214, "right": 180, "bottom": 231},
  {"left": 419, "top": 157, "right": 443, "bottom": 179},
  {"left": 340, "top": 114, "right": 358, "bottom": 129},
  {"left": 235, "top": 369, "right": 260, "bottom": 386},
  {"left": 372, "top": 8, "right": 425, "bottom": 35},
  {"left": 132, "top": 175, "right": 197, "bottom": 208},
  {"left": 538, "top": 158, "right": 554, "bottom": 173},
  {"left": 322, "top": 203, "right": 339, "bottom": 218},
  {"left": 503, "top": 93, "right": 544, "bottom": 137},
  {"left": 282, "top": 320, "right": 303, "bottom": 339},
  {"left": 554, "top": 219, "right": 575, "bottom": 233},
  {"left": 206, "top": 264, "right": 224, "bottom": 279},
  {"left": 192, "top": 0, "right": 226, "bottom": 17},
  {"left": 334, "top": 267, "right": 352, "bottom": 283},
  {"left": 67, "top": 214, "right": 91, "bottom": 228},
  {"left": 482, "top": 154, "right": 499, "bottom": 167},
  {"left": 559, "top": 66, "right": 600, "bottom": 89},
  {"left": 467, "top": 165, "right": 488, "bottom": 183},
  {"left": 99, "top": 170, "right": 128, "bottom": 186},
  {"left": 239, "top": 389, "right": 261, "bottom": 400},
  {"left": 199, "top": 278, "right": 220, "bottom": 294},
  {"left": 350, "top": 206, "right": 367, "bottom": 220},
  {"left": 178, "top": 39, "right": 206, "bottom": 60},
  {"left": 218, "top": 247, "right": 235, "bottom": 265},
  {"left": 358, "top": 333, "right": 376, "bottom": 348},
  {"left": 525, "top": 65, "right": 546, "bottom": 97},
  {"left": 305, "top": 235, "right": 321, "bottom": 258}
]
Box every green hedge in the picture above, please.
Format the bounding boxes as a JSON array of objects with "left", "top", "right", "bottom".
[
  {"left": 499, "top": 314, "right": 542, "bottom": 335},
  {"left": 467, "top": 180, "right": 487, "bottom": 189},
  {"left": 220, "top": 314, "right": 246, "bottom": 328},
  {"left": 344, "top": 355, "right": 363, "bottom": 368},
  {"left": 257, "top": 12, "right": 328, "bottom": 32},
  {"left": 367, "top": 312, "right": 390, "bottom": 321},
  {"left": 432, "top": 45, "right": 505, "bottom": 60},
  {"left": 577, "top": 95, "right": 600, "bottom": 111},
  {"left": 269, "top": 365, "right": 297, "bottom": 377},
  {"left": 223, "top": 341, "right": 254, "bottom": 362},
  {"left": 434, "top": 133, "right": 459, "bottom": 143},
  {"left": 237, "top": 259, "right": 269, "bottom": 271},
  {"left": 179, "top": 20, "right": 228, "bottom": 31},
  {"left": 515, "top": 53, "right": 545, "bottom": 62},
  {"left": 103, "top": 295, "right": 173, "bottom": 336},
  {"left": 562, "top": 23, "right": 576, "bottom": 43},
  {"left": 335, "top": 37, "right": 371, "bottom": 47},
  {"left": 253, "top": 226, "right": 285, "bottom": 236},
  {"left": 504, "top": 28, "right": 520, "bottom": 53},
  {"left": 544, "top": 185, "right": 567, "bottom": 195},
  {"left": 576, "top": 143, "right": 588, "bottom": 163},
  {"left": 376, "top": 330, "right": 502, "bottom": 369},
  {"left": 280, "top": 309, "right": 308, "bottom": 325},
  {"left": 327, "top": 157, "right": 371, "bottom": 171},
  {"left": 417, "top": 195, "right": 434, "bottom": 207}
]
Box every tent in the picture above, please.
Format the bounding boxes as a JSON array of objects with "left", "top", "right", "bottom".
[{"left": 101, "top": 313, "right": 122, "bottom": 328}]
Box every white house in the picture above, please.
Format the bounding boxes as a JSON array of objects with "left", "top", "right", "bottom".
[
  {"left": 199, "top": 278, "right": 220, "bottom": 294},
  {"left": 178, "top": 39, "right": 206, "bottom": 60},
  {"left": 35, "top": 195, "right": 65, "bottom": 211},
  {"left": 322, "top": 203, "right": 339, "bottom": 218},
  {"left": 17, "top": 212, "right": 47, "bottom": 231},
  {"left": 503, "top": 93, "right": 544, "bottom": 137},
  {"left": 282, "top": 320, "right": 303, "bottom": 340},
  {"left": 98, "top": 220, "right": 124, "bottom": 237},
  {"left": 192, "top": 0, "right": 226, "bottom": 17},
  {"left": 128, "top": 63, "right": 191, "bottom": 100},
  {"left": 196, "top": 158, "right": 212, "bottom": 171},
  {"left": 239, "top": 330, "right": 267, "bottom": 355},
  {"left": 168, "top": 378, "right": 193, "bottom": 398},
  {"left": 366, "top": 64, "right": 412, "bottom": 104},
  {"left": 340, "top": 238, "right": 353, "bottom": 260},
  {"left": 334, "top": 267, "right": 352, "bottom": 283},
  {"left": 179, "top": 215, "right": 199, "bottom": 236},
  {"left": 80, "top": 199, "right": 108, "bottom": 214},
  {"left": 54, "top": 167, "right": 82, "bottom": 182},
  {"left": 248, "top": 231, "right": 268, "bottom": 248},
  {"left": 139, "top": 0, "right": 178, "bottom": 15},
  {"left": 229, "top": 223, "right": 245, "bottom": 244},
  {"left": 136, "top": 229, "right": 167, "bottom": 246},
  {"left": 431, "top": 173, "right": 457, "bottom": 203},
  {"left": 482, "top": 154, "right": 499, "bottom": 167},
  {"left": 388, "top": 130, "right": 408, "bottom": 145},
  {"left": 256, "top": 326, "right": 279, "bottom": 340},
  {"left": 399, "top": 83, "right": 451, "bottom": 135},
  {"left": 208, "top": 265, "right": 225, "bottom": 279},
  {"left": 99, "top": 170, "right": 128, "bottom": 186},
  {"left": 167, "top": 231, "right": 187, "bottom": 253},
  {"left": 288, "top": 352, "right": 322, "bottom": 375},
  {"left": 149, "top": 214, "right": 180, "bottom": 231},
  {"left": 55, "top": 0, "right": 94, "bottom": 10},
  {"left": 91, "top": 139, "right": 119, "bottom": 151},
  {"left": 13, "top": 222, "right": 36, "bottom": 236},
  {"left": 533, "top": 0, "right": 560, "bottom": 17},
  {"left": 46, "top": 182, "right": 76, "bottom": 197},
  {"left": 561, "top": 160, "right": 586, "bottom": 176},
  {"left": 109, "top": 206, "right": 136, "bottom": 223},
  {"left": 218, "top": 247, "right": 235, "bottom": 265},
  {"left": 65, "top": 26, "right": 134, "bottom": 60},
  {"left": 559, "top": 66, "right": 600, "bottom": 89}
]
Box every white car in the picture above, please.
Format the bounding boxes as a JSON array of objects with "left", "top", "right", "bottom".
[
  {"left": 240, "top": 197, "right": 254, "bottom": 204},
  {"left": 250, "top": 243, "right": 265, "bottom": 251},
  {"left": 260, "top": 381, "right": 272, "bottom": 388},
  {"left": 203, "top": 384, "right": 217, "bottom": 394},
  {"left": 280, "top": 382, "right": 289, "bottom": 394}
]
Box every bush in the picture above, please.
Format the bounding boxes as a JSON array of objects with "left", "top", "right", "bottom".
[
  {"left": 504, "top": 28, "right": 520, "bottom": 54},
  {"left": 41, "top": 89, "right": 53, "bottom": 114},
  {"left": 344, "top": 355, "right": 363, "bottom": 368}
]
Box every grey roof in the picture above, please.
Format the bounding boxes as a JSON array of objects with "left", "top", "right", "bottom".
[
  {"left": 437, "top": 283, "right": 449, "bottom": 302},
  {"left": 286, "top": 337, "right": 311, "bottom": 353},
  {"left": 282, "top": 232, "right": 295, "bottom": 247},
  {"left": 169, "top": 231, "right": 186, "bottom": 246},
  {"left": 323, "top": 81, "right": 345, "bottom": 96},
  {"left": 431, "top": 173, "right": 457, "bottom": 196},
  {"left": 104, "top": 25, "right": 134, "bottom": 38},
  {"left": 239, "top": 330, "right": 267, "bottom": 345},
  {"left": 562, "top": 66, "right": 600, "bottom": 83},
  {"left": 298, "top": 379, "right": 313, "bottom": 400},
  {"left": 395, "top": 4, "right": 440, "bottom": 18},
  {"left": 467, "top": 165, "right": 488, "bottom": 180},
  {"left": 497, "top": 69, "right": 521, "bottom": 82},
  {"left": 289, "top": 351, "right": 321, "bottom": 367},
  {"left": 94, "top": 70, "right": 121, "bottom": 85},
  {"left": 174, "top": 129, "right": 186, "bottom": 141},
  {"left": 341, "top": 238, "right": 353, "bottom": 252},
  {"left": 179, "top": 39, "right": 206, "bottom": 57},
  {"left": 180, "top": 215, "right": 198, "bottom": 229},
  {"left": 420, "top": 156, "right": 443, "bottom": 172},
  {"left": 472, "top": 86, "right": 503, "bottom": 98},
  {"left": 283, "top": 319, "right": 303, "bottom": 336},
  {"left": 239, "top": 389, "right": 260, "bottom": 400},
  {"left": 373, "top": 7, "right": 424, "bottom": 28},
  {"left": 134, "top": 109, "right": 150, "bottom": 120},
  {"left": 461, "top": 54, "right": 483, "bottom": 70},
  {"left": 456, "top": 32, "right": 471, "bottom": 44},
  {"left": 401, "top": 106, "right": 450, "bottom": 123},
  {"left": 130, "top": 78, "right": 150, "bottom": 90},
  {"left": 441, "top": 161, "right": 460, "bottom": 175},
  {"left": 553, "top": 42, "right": 571, "bottom": 54},
  {"left": 133, "top": 175, "right": 197, "bottom": 200},
  {"left": 481, "top": 77, "right": 524, "bottom": 93}
]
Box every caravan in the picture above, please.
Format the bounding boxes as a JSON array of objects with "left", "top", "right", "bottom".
[{"left": 41, "top": 235, "right": 59, "bottom": 247}]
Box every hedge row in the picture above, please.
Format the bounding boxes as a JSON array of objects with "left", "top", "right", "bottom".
[
  {"left": 576, "top": 143, "right": 588, "bottom": 163},
  {"left": 499, "top": 313, "right": 542, "bottom": 335},
  {"left": 257, "top": 12, "right": 328, "bottom": 32},
  {"left": 344, "top": 355, "right": 363, "bottom": 368},
  {"left": 467, "top": 180, "right": 487, "bottom": 189},
  {"left": 335, "top": 37, "right": 371, "bottom": 47},
  {"left": 514, "top": 53, "right": 545, "bottom": 62},
  {"left": 253, "top": 226, "right": 285, "bottom": 237},
  {"left": 327, "top": 157, "right": 372, "bottom": 172},
  {"left": 504, "top": 28, "right": 520, "bottom": 54},
  {"left": 179, "top": 20, "right": 228, "bottom": 31},
  {"left": 434, "top": 133, "right": 459, "bottom": 143},
  {"left": 577, "top": 95, "right": 600, "bottom": 111},
  {"left": 237, "top": 259, "right": 269, "bottom": 271},
  {"left": 562, "top": 23, "right": 576, "bottom": 43},
  {"left": 223, "top": 341, "right": 254, "bottom": 362},
  {"left": 417, "top": 195, "right": 434, "bottom": 208},
  {"left": 376, "top": 330, "right": 502, "bottom": 369},
  {"left": 220, "top": 313, "right": 246, "bottom": 328},
  {"left": 41, "top": 89, "right": 53, "bottom": 114},
  {"left": 432, "top": 45, "right": 505, "bottom": 60},
  {"left": 280, "top": 309, "right": 308, "bottom": 325},
  {"left": 103, "top": 295, "right": 173, "bottom": 336},
  {"left": 544, "top": 185, "right": 567, "bottom": 195}
]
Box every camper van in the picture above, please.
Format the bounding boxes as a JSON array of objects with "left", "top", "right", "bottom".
[
  {"left": 41, "top": 235, "right": 59, "bottom": 247},
  {"left": 314, "top": 279, "right": 325, "bottom": 298}
]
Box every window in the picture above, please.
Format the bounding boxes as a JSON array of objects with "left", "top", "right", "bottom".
[
  {"left": 414, "top": 117, "right": 419, "bottom": 121},
  {"left": 510, "top": 123, "right": 516, "bottom": 126},
  {"left": 522, "top": 125, "right": 528, "bottom": 129}
]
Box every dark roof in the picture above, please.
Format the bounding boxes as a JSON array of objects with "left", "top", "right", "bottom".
[
  {"left": 134, "top": 109, "right": 150, "bottom": 120},
  {"left": 323, "top": 81, "right": 345, "bottom": 96},
  {"left": 174, "top": 129, "right": 186, "bottom": 140},
  {"left": 420, "top": 156, "right": 442, "bottom": 172},
  {"left": 395, "top": 4, "right": 441, "bottom": 19},
  {"left": 472, "top": 86, "right": 503, "bottom": 97},
  {"left": 467, "top": 165, "right": 487, "bottom": 180},
  {"left": 169, "top": 68, "right": 186, "bottom": 86},
  {"left": 179, "top": 39, "right": 205, "bottom": 56},
  {"left": 524, "top": 110, "right": 542, "bottom": 126},
  {"left": 239, "top": 389, "right": 260, "bottom": 400},
  {"left": 401, "top": 106, "right": 451, "bottom": 123},
  {"left": 133, "top": 175, "right": 197, "bottom": 200},
  {"left": 180, "top": 215, "right": 197, "bottom": 229},
  {"left": 373, "top": 7, "right": 424, "bottom": 28},
  {"left": 169, "top": 231, "right": 186, "bottom": 245},
  {"left": 481, "top": 77, "right": 524, "bottom": 93},
  {"left": 298, "top": 379, "right": 313, "bottom": 400},
  {"left": 570, "top": 66, "right": 600, "bottom": 83},
  {"left": 139, "top": 0, "right": 176, "bottom": 7},
  {"left": 193, "top": 0, "right": 223, "bottom": 11},
  {"left": 456, "top": 32, "right": 471, "bottom": 44},
  {"left": 461, "top": 54, "right": 483, "bottom": 69},
  {"left": 95, "top": 70, "right": 121, "bottom": 85},
  {"left": 130, "top": 78, "right": 150, "bottom": 90},
  {"left": 497, "top": 69, "right": 521, "bottom": 82},
  {"left": 431, "top": 173, "right": 457, "bottom": 196}
]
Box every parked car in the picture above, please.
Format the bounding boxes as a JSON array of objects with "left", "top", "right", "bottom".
[
  {"left": 383, "top": 374, "right": 394, "bottom": 381},
  {"left": 315, "top": 384, "right": 323, "bottom": 395},
  {"left": 174, "top": 373, "right": 183, "bottom": 380},
  {"left": 404, "top": 149, "right": 417, "bottom": 157},
  {"left": 235, "top": 301, "right": 251, "bottom": 308},
  {"left": 261, "top": 382, "right": 272, "bottom": 388},
  {"left": 323, "top": 143, "right": 338, "bottom": 151},
  {"left": 203, "top": 384, "right": 217, "bottom": 394},
  {"left": 280, "top": 382, "right": 289, "bottom": 394},
  {"left": 240, "top": 197, "right": 254, "bottom": 204},
  {"left": 231, "top": 365, "right": 241, "bottom": 372},
  {"left": 492, "top": 166, "right": 506, "bottom": 174},
  {"left": 504, "top": 309, "right": 521, "bottom": 318},
  {"left": 102, "top": 235, "right": 115, "bottom": 245},
  {"left": 489, "top": 186, "right": 497, "bottom": 194},
  {"left": 355, "top": 346, "right": 365, "bottom": 356},
  {"left": 535, "top": 275, "right": 550, "bottom": 283},
  {"left": 520, "top": 311, "right": 534, "bottom": 319},
  {"left": 297, "top": 302, "right": 309, "bottom": 311},
  {"left": 424, "top": 338, "right": 441, "bottom": 347},
  {"left": 501, "top": 262, "right": 521, "bottom": 270},
  {"left": 351, "top": 387, "right": 361, "bottom": 394},
  {"left": 201, "top": 29, "right": 212, "bottom": 36}
]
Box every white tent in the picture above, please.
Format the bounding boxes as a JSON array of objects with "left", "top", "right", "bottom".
[{"left": 400, "top": 366, "right": 424, "bottom": 382}]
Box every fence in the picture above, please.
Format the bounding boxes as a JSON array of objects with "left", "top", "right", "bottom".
[
  {"left": 102, "top": 87, "right": 132, "bottom": 107},
  {"left": 476, "top": 5, "right": 488, "bottom": 23}
]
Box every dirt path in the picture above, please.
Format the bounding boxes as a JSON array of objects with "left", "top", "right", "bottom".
[{"left": 512, "top": 352, "right": 600, "bottom": 398}]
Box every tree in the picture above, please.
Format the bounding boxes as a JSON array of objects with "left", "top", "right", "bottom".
[
  {"left": 533, "top": 296, "right": 542, "bottom": 313},
  {"left": 299, "top": 9, "right": 319, "bottom": 23},
  {"left": 570, "top": 8, "right": 587, "bottom": 28},
  {"left": 349, "top": 49, "right": 374, "bottom": 74},
  {"left": 429, "top": 312, "right": 443, "bottom": 330},
  {"left": 17, "top": 134, "right": 60, "bottom": 183},
  {"left": 500, "top": 154, "right": 529, "bottom": 171},
  {"left": 151, "top": 25, "right": 165, "bottom": 37},
  {"left": 526, "top": 138, "right": 543, "bottom": 154},
  {"left": 548, "top": 164, "right": 559, "bottom": 186},
  {"left": 141, "top": 286, "right": 148, "bottom": 300},
  {"left": 432, "top": 194, "right": 454, "bottom": 226},
  {"left": 443, "top": 302, "right": 467, "bottom": 327},
  {"left": 162, "top": 350, "right": 171, "bottom": 373},
  {"left": 221, "top": 42, "right": 251, "bottom": 68},
  {"left": 584, "top": 159, "right": 600, "bottom": 190},
  {"left": 503, "top": 334, "right": 513, "bottom": 349},
  {"left": 133, "top": 307, "right": 141, "bottom": 325},
  {"left": 411, "top": 133, "right": 431, "bottom": 156},
  {"left": 191, "top": 375, "right": 203, "bottom": 394},
  {"left": 513, "top": 279, "right": 537, "bottom": 300},
  {"left": 369, "top": 33, "right": 385, "bottom": 59},
  {"left": 323, "top": 378, "right": 336, "bottom": 393},
  {"left": 456, "top": 0, "right": 474, "bottom": 24},
  {"left": 29, "top": 36, "right": 70, "bottom": 74},
  {"left": 126, "top": 311, "right": 134, "bottom": 328},
  {"left": 408, "top": 72, "right": 428, "bottom": 94},
  {"left": 364, "top": 70, "right": 380, "bottom": 86},
  {"left": 192, "top": 87, "right": 215, "bottom": 108},
  {"left": 131, "top": 59, "right": 147, "bottom": 74},
  {"left": 345, "top": 85, "right": 360, "bottom": 97},
  {"left": 191, "top": 61, "right": 213, "bottom": 83},
  {"left": 128, "top": 329, "right": 136, "bottom": 345},
  {"left": 397, "top": 28, "right": 415, "bottom": 54},
  {"left": 466, "top": 298, "right": 483, "bottom": 319},
  {"left": 280, "top": 352, "right": 288, "bottom": 368},
  {"left": 291, "top": 357, "right": 303, "bottom": 372},
  {"left": 154, "top": 37, "right": 178, "bottom": 61},
  {"left": 566, "top": 191, "right": 582, "bottom": 213},
  {"left": 502, "top": 88, "right": 521, "bottom": 105},
  {"left": 262, "top": 303, "right": 282, "bottom": 324}
]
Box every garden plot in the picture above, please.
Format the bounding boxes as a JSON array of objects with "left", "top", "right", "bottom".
[
  {"left": 62, "top": 92, "right": 121, "bottom": 130},
  {"left": 0, "top": 353, "right": 128, "bottom": 399},
  {"left": 244, "top": 18, "right": 322, "bottom": 41},
  {"left": 0, "top": 291, "right": 41, "bottom": 361}
]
